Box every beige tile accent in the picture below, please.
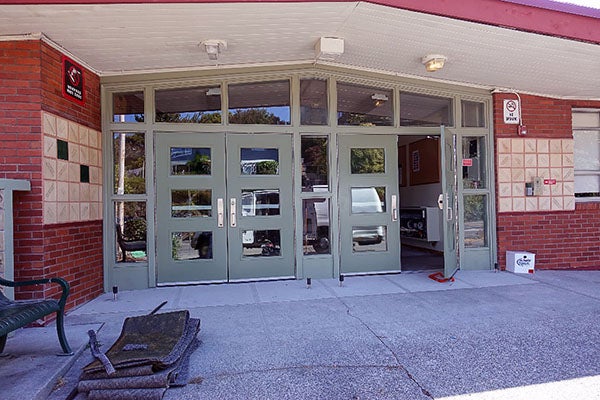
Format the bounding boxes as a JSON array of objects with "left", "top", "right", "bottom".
[
  {"left": 537, "top": 154, "right": 549, "bottom": 168},
  {"left": 97, "top": 204, "right": 103, "bottom": 220},
  {"left": 57, "top": 203, "right": 69, "bottom": 223},
  {"left": 68, "top": 143, "right": 80, "bottom": 164},
  {"left": 499, "top": 183, "right": 512, "bottom": 197},
  {"left": 79, "top": 126, "right": 89, "bottom": 147},
  {"left": 43, "top": 113, "right": 57, "bottom": 137},
  {"left": 512, "top": 183, "right": 523, "bottom": 197},
  {"left": 551, "top": 197, "right": 564, "bottom": 211},
  {"left": 497, "top": 139, "right": 511, "bottom": 154},
  {"left": 562, "top": 139, "right": 574, "bottom": 153},
  {"left": 56, "top": 117, "right": 68, "bottom": 140},
  {"left": 69, "top": 182, "right": 80, "bottom": 202},
  {"left": 69, "top": 203, "right": 80, "bottom": 222},
  {"left": 57, "top": 181, "right": 69, "bottom": 202},
  {"left": 564, "top": 196, "right": 575, "bottom": 211},
  {"left": 511, "top": 168, "right": 525, "bottom": 182},
  {"left": 524, "top": 154, "right": 537, "bottom": 168},
  {"left": 68, "top": 121, "right": 79, "bottom": 143},
  {"left": 537, "top": 139, "right": 549, "bottom": 153},
  {"left": 550, "top": 183, "right": 563, "bottom": 196},
  {"left": 562, "top": 168, "right": 574, "bottom": 181},
  {"left": 68, "top": 163, "right": 79, "bottom": 183},
  {"left": 80, "top": 183, "right": 90, "bottom": 202},
  {"left": 90, "top": 185, "right": 100, "bottom": 203},
  {"left": 89, "top": 148, "right": 98, "bottom": 168},
  {"left": 537, "top": 168, "right": 550, "bottom": 179},
  {"left": 57, "top": 160, "right": 69, "bottom": 182},
  {"left": 511, "top": 139, "right": 524, "bottom": 153},
  {"left": 499, "top": 198, "right": 512, "bottom": 212},
  {"left": 498, "top": 168, "right": 512, "bottom": 183},
  {"left": 43, "top": 158, "right": 56, "bottom": 180},
  {"left": 44, "top": 136, "right": 57, "bottom": 158},
  {"left": 524, "top": 139, "right": 537, "bottom": 153},
  {"left": 513, "top": 197, "right": 525, "bottom": 212},
  {"left": 498, "top": 154, "right": 512, "bottom": 168},
  {"left": 90, "top": 203, "right": 99, "bottom": 220},
  {"left": 511, "top": 154, "right": 524, "bottom": 168},
  {"left": 90, "top": 166, "right": 100, "bottom": 185},
  {"left": 538, "top": 197, "right": 551, "bottom": 210},
  {"left": 562, "top": 154, "right": 573, "bottom": 167},
  {"left": 80, "top": 203, "right": 90, "bottom": 221},
  {"left": 525, "top": 168, "right": 537, "bottom": 182},
  {"left": 525, "top": 197, "right": 538, "bottom": 211},
  {"left": 563, "top": 182, "right": 574, "bottom": 197},
  {"left": 44, "top": 202, "right": 57, "bottom": 225},
  {"left": 549, "top": 139, "right": 562, "bottom": 154},
  {"left": 550, "top": 154, "right": 562, "bottom": 167},
  {"left": 550, "top": 168, "right": 562, "bottom": 181},
  {"left": 80, "top": 146, "right": 89, "bottom": 165},
  {"left": 44, "top": 181, "right": 56, "bottom": 202}
]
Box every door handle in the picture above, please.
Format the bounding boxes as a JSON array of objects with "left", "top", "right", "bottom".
[
  {"left": 217, "top": 198, "right": 224, "bottom": 228},
  {"left": 230, "top": 198, "right": 237, "bottom": 228},
  {"left": 437, "top": 193, "right": 444, "bottom": 210},
  {"left": 445, "top": 193, "right": 452, "bottom": 221},
  {"left": 391, "top": 195, "right": 398, "bottom": 221}
]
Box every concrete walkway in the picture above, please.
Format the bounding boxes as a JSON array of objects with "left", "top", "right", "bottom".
[{"left": 1, "top": 270, "right": 599, "bottom": 399}]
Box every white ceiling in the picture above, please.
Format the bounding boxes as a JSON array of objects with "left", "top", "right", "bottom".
[{"left": 1, "top": 2, "right": 599, "bottom": 99}]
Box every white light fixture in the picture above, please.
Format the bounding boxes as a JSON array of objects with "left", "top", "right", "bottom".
[
  {"left": 315, "top": 37, "right": 344, "bottom": 60},
  {"left": 371, "top": 93, "right": 389, "bottom": 107},
  {"left": 421, "top": 54, "right": 447, "bottom": 72},
  {"left": 200, "top": 40, "right": 227, "bottom": 61}
]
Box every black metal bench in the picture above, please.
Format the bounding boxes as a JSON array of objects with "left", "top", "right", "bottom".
[{"left": 0, "top": 276, "right": 72, "bottom": 355}]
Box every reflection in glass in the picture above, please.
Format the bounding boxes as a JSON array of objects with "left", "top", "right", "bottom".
[
  {"left": 114, "top": 201, "right": 147, "bottom": 263},
  {"left": 242, "top": 230, "right": 281, "bottom": 257},
  {"left": 337, "top": 82, "right": 393, "bottom": 126},
  {"left": 461, "top": 101, "right": 485, "bottom": 127},
  {"left": 303, "top": 198, "right": 330, "bottom": 255},
  {"left": 228, "top": 81, "right": 290, "bottom": 125},
  {"left": 301, "top": 137, "right": 328, "bottom": 191},
  {"left": 464, "top": 195, "right": 487, "bottom": 248},
  {"left": 171, "top": 189, "right": 212, "bottom": 218},
  {"left": 113, "top": 91, "right": 144, "bottom": 122},
  {"left": 351, "top": 187, "right": 386, "bottom": 213},
  {"left": 462, "top": 137, "right": 486, "bottom": 189},
  {"left": 170, "top": 147, "right": 211, "bottom": 175},
  {"left": 352, "top": 226, "right": 387, "bottom": 252},
  {"left": 172, "top": 231, "right": 212, "bottom": 260},
  {"left": 241, "top": 148, "right": 279, "bottom": 175},
  {"left": 300, "top": 79, "right": 328, "bottom": 125},
  {"left": 241, "top": 189, "right": 280, "bottom": 216},
  {"left": 155, "top": 86, "right": 221, "bottom": 123},
  {"left": 113, "top": 132, "right": 146, "bottom": 195},
  {"left": 400, "top": 92, "right": 453, "bottom": 127},
  {"left": 350, "top": 148, "right": 385, "bottom": 174}
]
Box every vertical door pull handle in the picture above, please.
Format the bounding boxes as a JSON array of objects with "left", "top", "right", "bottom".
[
  {"left": 230, "top": 198, "right": 237, "bottom": 228},
  {"left": 391, "top": 195, "right": 398, "bottom": 221},
  {"left": 217, "top": 198, "right": 224, "bottom": 228}
]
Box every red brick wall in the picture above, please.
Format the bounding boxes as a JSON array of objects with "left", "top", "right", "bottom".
[
  {"left": 494, "top": 93, "right": 600, "bottom": 270},
  {"left": 0, "top": 40, "right": 103, "bottom": 314}
]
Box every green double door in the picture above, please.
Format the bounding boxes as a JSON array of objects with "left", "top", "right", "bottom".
[{"left": 156, "top": 133, "right": 294, "bottom": 284}]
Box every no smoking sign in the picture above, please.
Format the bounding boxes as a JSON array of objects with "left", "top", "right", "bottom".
[{"left": 503, "top": 99, "right": 520, "bottom": 124}]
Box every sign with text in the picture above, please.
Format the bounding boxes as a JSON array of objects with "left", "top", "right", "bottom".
[
  {"left": 462, "top": 158, "right": 473, "bottom": 167},
  {"left": 62, "top": 56, "right": 84, "bottom": 105},
  {"left": 544, "top": 179, "right": 557, "bottom": 185},
  {"left": 503, "top": 99, "right": 520, "bottom": 124}
]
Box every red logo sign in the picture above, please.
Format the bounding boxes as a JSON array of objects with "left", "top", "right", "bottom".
[
  {"left": 544, "top": 179, "right": 557, "bottom": 185},
  {"left": 62, "top": 56, "right": 84, "bottom": 105},
  {"left": 462, "top": 159, "right": 473, "bottom": 167}
]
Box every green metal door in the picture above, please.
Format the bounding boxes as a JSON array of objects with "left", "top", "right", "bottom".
[
  {"left": 155, "top": 133, "right": 294, "bottom": 284},
  {"left": 440, "top": 127, "right": 459, "bottom": 278},
  {"left": 338, "top": 135, "right": 400, "bottom": 274}
]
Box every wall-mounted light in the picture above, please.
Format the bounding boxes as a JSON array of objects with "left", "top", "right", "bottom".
[
  {"left": 200, "top": 40, "right": 227, "bottom": 61},
  {"left": 371, "top": 93, "right": 389, "bottom": 107},
  {"left": 315, "top": 37, "right": 344, "bottom": 61},
  {"left": 421, "top": 54, "right": 447, "bottom": 72}
]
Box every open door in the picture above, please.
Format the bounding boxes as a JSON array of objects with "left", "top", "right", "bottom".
[{"left": 440, "top": 127, "right": 459, "bottom": 278}]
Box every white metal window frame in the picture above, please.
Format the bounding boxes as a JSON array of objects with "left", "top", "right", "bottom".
[{"left": 572, "top": 109, "right": 600, "bottom": 201}]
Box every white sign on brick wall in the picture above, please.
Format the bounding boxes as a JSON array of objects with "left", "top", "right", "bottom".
[{"left": 503, "top": 99, "right": 520, "bottom": 124}]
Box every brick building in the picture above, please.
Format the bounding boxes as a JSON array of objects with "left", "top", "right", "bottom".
[{"left": 0, "top": 0, "right": 599, "bottom": 312}]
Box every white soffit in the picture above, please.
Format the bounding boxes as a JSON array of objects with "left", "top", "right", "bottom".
[{"left": 0, "top": 2, "right": 599, "bottom": 99}]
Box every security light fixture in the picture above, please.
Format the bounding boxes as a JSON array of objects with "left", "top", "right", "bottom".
[
  {"left": 201, "top": 40, "right": 227, "bottom": 61},
  {"left": 315, "top": 37, "right": 344, "bottom": 60},
  {"left": 422, "top": 54, "right": 447, "bottom": 72}
]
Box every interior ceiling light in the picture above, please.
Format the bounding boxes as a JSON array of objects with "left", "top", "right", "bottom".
[
  {"left": 371, "top": 93, "right": 389, "bottom": 107},
  {"left": 315, "top": 37, "right": 344, "bottom": 61},
  {"left": 200, "top": 40, "right": 227, "bottom": 61},
  {"left": 421, "top": 54, "right": 447, "bottom": 72}
]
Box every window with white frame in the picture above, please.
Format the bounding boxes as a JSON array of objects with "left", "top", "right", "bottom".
[{"left": 573, "top": 110, "right": 600, "bottom": 198}]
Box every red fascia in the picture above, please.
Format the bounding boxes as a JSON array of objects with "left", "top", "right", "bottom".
[{"left": 2, "top": 0, "right": 599, "bottom": 44}]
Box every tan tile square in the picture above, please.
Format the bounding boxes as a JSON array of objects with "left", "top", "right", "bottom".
[
  {"left": 513, "top": 197, "right": 525, "bottom": 211},
  {"left": 69, "top": 182, "right": 80, "bottom": 202},
  {"left": 525, "top": 197, "right": 538, "bottom": 211},
  {"left": 69, "top": 163, "right": 79, "bottom": 183},
  {"left": 537, "top": 139, "right": 549, "bottom": 153},
  {"left": 512, "top": 183, "right": 524, "bottom": 197},
  {"left": 563, "top": 182, "right": 574, "bottom": 197},
  {"left": 537, "top": 168, "right": 550, "bottom": 179},
  {"left": 562, "top": 154, "right": 573, "bottom": 167},
  {"left": 498, "top": 154, "right": 512, "bottom": 168},
  {"left": 89, "top": 148, "right": 98, "bottom": 168},
  {"left": 44, "top": 202, "right": 57, "bottom": 225},
  {"left": 80, "top": 183, "right": 90, "bottom": 202},
  {"left": 88, "top": 129, "right": 98, "bottom": 149},
  {"left": 56, "top": 160, "right": 69, "bottom": 182},
  {"left": 44, "top": 136, "right": 57, "bottom": 158},
  {"left": 512, "top": 154, "right": 524, "bottom": 168},
  {"left": 79, "top": 126, "right": 89, "bottom": 147},
  {"left": 550, "top": 154, "right": 562, "bottom": 167},
  {"left": 90, "top": 185, "right": 100, "bottom": 203},
  {"left": 44, "top": 181, "right": 56, "bottom": 202},
  {"left": 499, "top": 197, "right": 512, "bottom": 212},
  {"left": 80, "top": 146, "right": 89, "bottom": 165},
  {"left": 70, "top": 203, "right": 80, "bottom": 222},
  {"left": 57, "top": 203, "right": 69, "bottom": 223},
  {"left": 562, "top": 139, "right": 574, "bottom": 154},
  {"left": 499, "top": 183, "right": 512, "bottom": 197},
  {"left": 525, "top": 168, "right": 537, "bottom": 182},
  {"left": 511, "top": 139, "right": 524, "bottom": 153},
  {"left": 524, "top": 139, "right": 537, "bottom": 153},
  {"left": 562, "top": 168, "right": 574, "bottom": 181},
  {"left": 511, "top": 168, "right": 525, "bottom": 182},
  {"left": 524, "top": 154, "right": 537, "bottom": 168},
  {"left": 90, "top": 203, "right": 99, "bottom": 220},
  {"left": 551, "top": 197, "right": 564, "bottom": 211},
  {"left": 43, "top": 158, "right": 56, "bottom": 180},
  {"left": 56, "top": 117, "right": 68, "bottom": 139},
  {"left": 564, "top": 196, "right": 575, "bottom": 211},
  {"left": 498, "top": 168, "right": 512, "bottom": 183},
  {"left": 43, "top": 112, "right": 57, "bottom": 137},
  {"left": 549, "top": 139, "right": 562, "bottom": 154},
  {"left": 550, "top": 168, "right": 562, "bottom": 181},
  {"left": 97, "top": 204, "right": 103, "bottom": 220},
  {"left": 80, "top": 203, "right": 90, "bottom": 221},
  {"left": 550, "top": 183, "right": 563, "bottom": 196},
  {"left": 497, "top": 139, "right": 511, "bottom": 154},
  {"left": 538, "top": 197, "right": 551, "bottom": 210},
  {"left": 537, "top": 154, "right": 549, "bottom": 168},
  {"left": 68, "top": 143, "right": 80, "bottom": 164},
  {"left": 68, "top": 121, "right": 79, "bottom": 143},
  {"left": 57, "top": 181, "right": 69, "bottom": 202},
  {"left": 90, "top": 166, "right": 101, "bottom": 185}
]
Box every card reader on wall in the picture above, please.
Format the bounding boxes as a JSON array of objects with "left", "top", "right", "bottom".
[{"left": 526, "top": 177, "right": 543, "bottom": 196}]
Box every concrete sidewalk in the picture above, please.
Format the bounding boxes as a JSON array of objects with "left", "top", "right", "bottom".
[{"left": 1, "top": 270, "right": 599, "bottom": 399}]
